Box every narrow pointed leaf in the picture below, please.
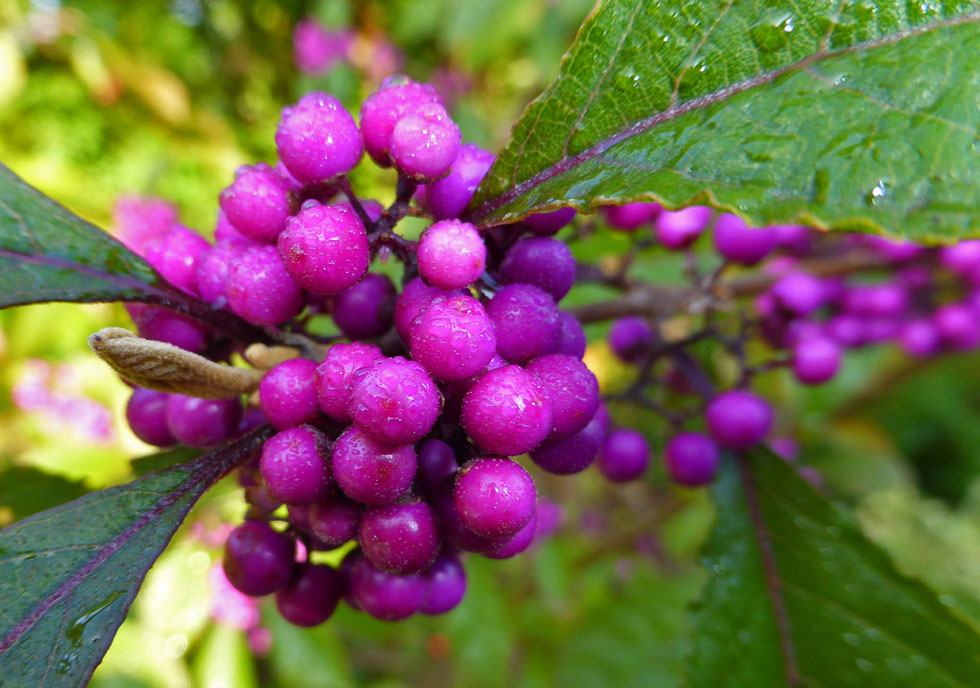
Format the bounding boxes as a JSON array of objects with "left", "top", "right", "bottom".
[
  {"left": 0, "top": 163, "right": 269, "bottom": 342},
  {"left": 687, "top": 449, "right": 980, "bottom": 687},
  {"left": 469, "top": 0, "right": 980, "bottom": 242},
  {"left": 0, "top": 426, "right": 272, "bottom": 688}
]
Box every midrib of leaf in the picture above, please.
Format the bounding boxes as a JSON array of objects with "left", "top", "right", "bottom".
[{"left": 468, "top": 5, "right": 980, "bottom": 227}]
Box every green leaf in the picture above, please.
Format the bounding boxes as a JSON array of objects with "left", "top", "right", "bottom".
[
  {"left": 0, "top": 163, "right": 268, "bottom": 342},
  {"left": 0, "top": 426, "right": 272, "bottom": 688},
  {"left": 469, "top": 1, "right": 980, "bottom": 242},
  {"left": 129, "top": 446, "right": 201, "bottom": 477},
  {"left": 687, "top": 448, "right": 980, "bottom": 687},
  {"left": 0, "top": 467, "right": 89, "bottom": 521}
]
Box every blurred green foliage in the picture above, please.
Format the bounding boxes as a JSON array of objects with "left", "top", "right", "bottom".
[{"left": 1, "top": 1, "right": 980, "bottom": 686}]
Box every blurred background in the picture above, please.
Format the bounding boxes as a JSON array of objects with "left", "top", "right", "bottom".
[{"left": 2, "top": 1, "right": 980, "bottom": 687}]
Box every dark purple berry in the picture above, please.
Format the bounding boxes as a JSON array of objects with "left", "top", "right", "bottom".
[
  {"left": 166, "top": 395, "right": 242, "bottom": 448},
  {"left": 332, "top": 273, "right": 396, "bottom": 339},
  {"left": 526, "top": 353, "right": 600, "bottom": 439},
  {"left": 608, "top": 316, "right": 654, "bottom": 363},
  {"left": 126, "top": 388, "right": 176, "bottom": 447},
  {"left": 350, "top": 554, "right": 428, "bottom": 621},
  {"left": 499, "top": 237, "right": 576, "bottom": 302},
  {"left": 421, "top": 551, "right": 466, "bottom": 615},
  {"left": 416, "top": 438, "right": 458, "bottom": 499},
  {"left": 597, "top": 429, "right": 650, "bottom": 482},
  {"left": 309, "top": 495, "right": 361, "bottom": 548},
  {"left": 705, "top": 390, "right": 773, "bottom": 450},
  {"left": 275, "top": 563, "right": 342, "bottom": 627},
  {"left": 664, "top": 432, "right": 720, "bottom": 487},
  {"left": 222, "top": 521, "right": 295, "bottom": 596},
  {"left": 487, "top": 283, "right": 562, "bottom": 364}
]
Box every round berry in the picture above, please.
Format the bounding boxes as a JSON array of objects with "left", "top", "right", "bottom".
[
  {"left": 421, "top": 552, "right": 466, "bottom": 615},
  {"left": 557, "top": 311, "right": 587, "bottom": 358},
  {"left": 227, "top": 245, "right": 304, "bottom": 326},
  {"left": 260, "top": 426, "right": 332, "bottom": 505},
  {"left": 940, "top": 240, "right": 980, "bottom": 275},
  {"left": 275, "top": 563, "right": 342, "bottom": 627},
  {"left": 664, "top": 433, "right": 720, "bottom": 487},
  {"left": 487, "top": 283, "right": 562, "bottom": 364},
  {"left": 332, "top": 273, "right": 396, "bottom": 339},
  {"left": 770, "top": 272, "right": 826, "bottom": 316},
  {"left": 309, "top": 495, "right": 361, "bottom": 548},
  {"left": 222, "top": 521, "right": 295, "bottom": 597},
  {"left": 276, "top": 92, "right": 363, "bottom": 184},
  {"left": 259, "top": 358, "right": 319, "bottom": 430},
  {"left": 499, "top": 237, "right": 576, "bottom": 302},
  {"left": 713, "top": 214, "right": 775, "bottom": 265},
  {"left": 454, "top": 458, "right": 536, "bottom": 539},
  {"left": 218, "top": 163, "right": 294, "bottom": 243},
  {"left": 524, "top": 208, "right": 576, "bottom": 236},
  {"left": 601, "top": 202, "right": 661, "bottom": 231},
  {"left": 410, "top": 294, "right": 496, "bottom": 381},
  {"left": 144, "top": 225, "right": 210, "bottom": 295},
  {"left": 417, "top": 220, "right": 486, "bottom": 289},
  {"left": 526, "top": 354, "right": 600, "bottom": 439},
  {"left": 390, "top": 101, "right": 461, "bottom": 182},
  {"left": 431, "top": 483, "right": 507, "bottom": 553},
  {"left": 608, "top": 316, "right": 654, "bottom": 363},
  {"left": 461, "top": 365, "right": 554, "bottom": 456},
  {"left": 112, "top": 195, "right": 178, "bottom": 255},
  {"left": 277, "top": 202, "right": 370, "bottom": 295},
  {"left": 126, "top": 388, "right": 176, "bottom": 447},
  {"left": 771, "top": 225, "right": 813, "bottom": 254},
  {"left": 195, "top": 241, "right": 245, "bottom": 307},
  {"left": 331, "top": 426, "right": 417, "bottom": 505},
  {"left": 530, "top": 408, "right": 605, "bottom": 475},
  {"left": 348, "top": 356, "right": 441, "bottom": 445},
  {"left": 416, "top": 438, "right": 458, "bottom": 499},
  {"left": 422, "top": 143, "right": 494, "bottom": 220},
  {"left": 933, "top": 303, "right": 980, "bottom": 349},
  {"left": 898, "top": 319, "right": 941, "bottom": 358},
  {"left": 350, "top": 554, "right": 428, "bottom": 621},
  {"left": 166, "top": 395, "right": 242, "bottom": 448},
  {"left": 483, "top": 511, "right": 537, "bottom": 560},
  {"left": 315, "top": 342, "right": 384, "bottom": 423},
  {"left": 134, "top": 307, "right": 210, "bottom": 354},
  {"left": 792, "top": 336, "right": 842, "bottom": 385},
  {"left": 654, "top": 206, "right": 711, "bottom": 249},
  {"left": 597, "top": 429, "right": 650, "bottom": 482},
  {"left": 359, "top": 78, "right": 442, "bottom": 167},
  {"left": 214, "top": 209, "right": 254, "bottom": 245},
  {"left": 393, "top": 276, "right": 461, "bottom": 344},
  {"left": 705, "top": 390, "right": 773, "bottom": 451},
  {"left": 359, "top": 498, "right": 440, "bottom": 574}
]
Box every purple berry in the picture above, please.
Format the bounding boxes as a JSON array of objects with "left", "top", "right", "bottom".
[
  {"left": 654, "top": 206, "right": 711, "bottom": 249},
  {"left": 530, "top": 408, "right": 605, "bottom": 475},
  {"left": 601, "top": 202, "right": 661, "bottom": 231},
  {"left": 259, "top": 358, "right": 319, "bottom": 430},
  {"left": 166, "top": 395, "right": 242, "bottom": 448},
  {"left": 276, "top": 92, "right": 363, "bottom": 184},
  {"left": 277, "top": 202, "right": 370, "bottom": 295},
  {"left": 416, "top": 438, "right": 458, "bottom": 499},
  {"left": 843, "top": 284, "right": 908, "bottom": 318},
  {"left": 214, "top": 209, "right": 254, "bottom": 245},
  {"left": 453, "top": 457, "right": 537, "bottom": 539},
  {"left": 260, "top": 426, "right": 332, "bottom": 505},
  {"left": 126, "top": 388, "right": 176, "bottom": 447},
  {"left": 348, "top": 356, "right": 441, "bottom": 445},
  {"left": 332, "top": 273, "right": 396, "bottom": 339},
  {"left": 315, "top": 342, "right": 384, "bottom": 423},
  {"left": 933, "top": 303, "right": 980, "bottom": 349},
  {"left": 359, "top": 497, "right": 440, "bottom": 574},
  {"left": 350, "top": 554, "right": 428, "bottom": 621},
  {"left": 524, "top": 208, "right": 576, "bottom": 236},
  {"left": 112, "top": 195, "right": 177, "bottom": 254},
  {"left": 275, "top": 563, "right": 342, "bottom": 627},
  {"left": 770, "top": 272, "right": 826, "bottom": 316},
  {"left": 422, "top": 143, "right": 494, "bottom": 220},
  {"left": 144, "top": 225, "right": 210, "bottom": 295},
  {"left": 227, "top": 245, "right": 304, "bottom": 326},
  {"left": 771, "top": 225, "right": 813, "bottom": 254},
  {"left": 331, "top": 426, "right": 417, "bottom": 505},
  {"left": 432, "top": 483, "right": 506, "bottom": 553},
  {"left": 487, "top": 283, "right": 562, "bottom": 364},
  {"left": 410, "top": 294, "right": 496, "bottom": 381},
  {"left": 499, "top": 237, "right": 576, "bottom": 302},
  {"left": 940, "top": 240, "right": 980, "bottom": 275},
  {"left": 533, "top": 498, "right": 564, "bottom": 542},
  {"left": 390, "top": 101, "right": 461, "bottom": 182},
  {"left": 525, "top": 354, "right": 599, "bottom": 439},
  {"left": 826, "top": 313, "right": 867, "bottom": 348},
  {"left": 483, "top": 511, "right": 537, "bottom": 560},
  {"left": 899, "top": 318, "right": 941, "bottom": 358},
  {"left": 705, "top": 390, "right": 773, "bottom": 450},
  {"left": 219, "top": 163, "right": 294, "bottom": 243},
  {"left": 792, "top": 336, "right": 842, "bottom": 385},
  {"left": 223, "top": 521, "right": 295, "bottom": 596},
  {"left": 393, "top": 276, "right": 460, "bottom": 343},
  {"left": 557, "top": 311, "right": 587, "bottom": 358},
  {"left": 421, "top": 552, "right": 466, "bottom": 615},
  {"left": 359, "top": 78, "right": 442, "bottom": 167},
  {"left": 664, "top": 433, "right": 720, "bottom": 487},
  {"left": 309, "top": 495, "right": 361, "bottom": 547},
  {"left": 133, "top": 306, "right": 209, "bottom": 353},
  {"left": 597, "top": 429, "right": 650, "bottom": 482},
  {"left": 608, "top": 316, "right": 654, "bottom": 363},
  {"left": 461, "top": 365, "right": 554, "bottom": 456},
  {"left": 417, "top": 220, "right": 486, "bottom": 289},
  {"left": 196, "top": 241, "right": 245, "bottom": 306},
  {"left": 713, "top": 214, "right": 775, "bottom": 265}
]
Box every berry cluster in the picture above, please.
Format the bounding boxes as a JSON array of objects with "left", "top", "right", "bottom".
[{"left": 114, "top": 77, "right": 618, "bottom": 628}]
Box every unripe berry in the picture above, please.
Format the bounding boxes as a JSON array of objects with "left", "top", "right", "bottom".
[
  {"left": 218, "top": 163, "right": 294, "bottom": 243},
  {"left": 417, "top": 220, "right": 486, "bottom": 289},
  {"left": 277, "top": 202, "right": 370, "bottom": 295},
  {"left": 705, "top": 390, "right": 773, "bottom": 450},
  {"left": 276, "top": 92, "right": 363, "bottom": 184}
]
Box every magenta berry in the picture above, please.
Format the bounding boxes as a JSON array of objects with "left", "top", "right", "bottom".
[
  {"left": 219, "top": 163, "right": 294, "bottom": 243},
  {"left": 195, "top": 241, "right": 245, "bottom": 307},
  {"left": 134, "top": 307, "right": 210, "bottom": 353},
  {"left": 525, "top": 354, "right": 599, "bottom": 439},
  {"left": 483, "top": 511, "right": 537, "bottom": 560},
  {"left": 524, "top": 208, "right": 576, "bottom": 236},
  {"left": 705, "top": 390, "right": 773, "bottom": 450},
  {"left": 112, "top": 195, "right": 177, "bottom": 254},
  {"left": 260, "top": 358, "right": 319, "bottom": 430},
  {"left": 359, "top": 498, "right": 440, "bottom": 574},
  {"left": 126, "top": 388, "right": 176, "bottom": 447},
  {"left": 421, "top": 552, "right": 466, "bottom": 615},
  {"left": 713, "top": 213, "right": 775, "bottom": 265},
  {"left": 393, "top": 276, "right": 460, "bottom": 343},
  {"left": 530, "top": 409, "right": 605, "bottom": 475},
  {"left": 359, "top": 78, "right": 442, "bottom": 167},
  {"left": 348, "top": 356, "right": 441, "bottom": 445},
  {"left": 410, "top": 294, "right": 497, "bottom": 381},
  {"left": 309, "top": 495, "right": 361, "bottom": 548},
  {"left": 143, "top": 225, "right": 210, "bottom": 295},
  {"left": 608, "top": 316, "right": 654, "bottom": 363},
  {"left": 315, "top": 342, "right": 384, "bottom": 423},
  {"left": 432, "top": 483, "right": 507, "bottom": 554},
  {"left": 601, "top": 202, "right": 661, "bottom": 231},
  {"left": 499, "top": 237, "right": 576, "bottom": 302},
  {"left": 771, "top": 272, "right": 826, "bottom": 316},
  {"left": 487, "top": 283, "right": 562, "bottom": 364},
  {"left": 227, "top": 245, "right": 304, "bottom": 325},
  {"left": 166, "top": 395, "right": 242, "bottom": 448},
  {"left": 260, "top": 426, "right": 332, "bottom": 505},
  {"left": 350, "top": 554, "right": 428, "bottom": 621},
  {"left": 792, "top": 336, "right": 842, "bottom": 385},
  {"left": 223, "top": 521, "right": 295, "bottom": 597},
  {"left": 390, "top": 101, "right": 461, "bottom": 182},
  {"left": 417, "top": 220, "right": 486, "bottom": 289},
  {"left": 557, "top": 311, "right": 587, "bottom": 358},
  {"left": 331, "top": 273, "right": 396, "bottom": 339},
  {"left": 278, "top": 202, "right": 370, "bottom": 295},
  {"left": 276, "top": 91, "right": 363, "bottom": 184},
  {"left": 654, "top": 206, "right": 711, "bottom": 249},
  {"left": 664, "top": 433, "right": 720, "bottom": 487},
  {"left": 454, "top": 457, "right": 537, "bottom": 540},
  {"left": 899, "top": 319, "right": 941, "bottom": 358},
  {"left": 597, "top": 429, "right": 650, "bottom": 482},
  {"left": 275, "top": 563, "right": 342, "bottom": 627},
  {"left": 422, "top": 143, "right": 494, "bottom": 220},
  {"left": 461, "top": 364, "right": 554, "bottom": 456},
  {"left": 331, "top": 426, "right": 417, "bottom": 505}
]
